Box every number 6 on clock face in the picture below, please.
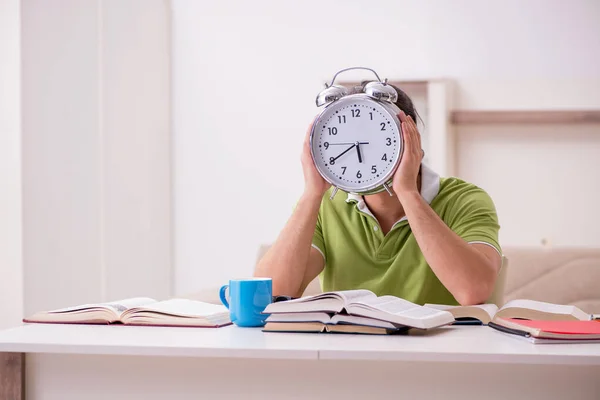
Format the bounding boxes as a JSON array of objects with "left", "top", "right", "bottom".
[{"left": 310, "top": 94, "right": 403, "bottom": 194}]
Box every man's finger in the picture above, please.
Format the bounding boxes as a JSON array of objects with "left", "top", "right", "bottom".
[
  {"left": 305, "top": 121, "right": 314, "bottom": 139},
  {"left": 403, "top": 120, "right": 416, "bottom": 145},
  {"left": 304, "top": 118, "right": 319, "bottom": 146},
  {"left": 399, "top": 112, "right": 417, "bottom": 134},
  {"left": 398, "top": 110, "right": 408, "bottom": 123},
  {"left": 402, "top": 122, "right": 415, "bottom": 158},
  {"left": 405, "top": 114, "right": 422, "bottom": 150}
]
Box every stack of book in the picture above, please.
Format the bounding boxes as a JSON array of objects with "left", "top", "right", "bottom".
[{"left": 262, "top": 290, "right": 455, "bottom": 335}]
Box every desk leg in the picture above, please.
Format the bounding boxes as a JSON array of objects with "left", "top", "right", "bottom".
[{"left": 0, "top": 352, "right": 25, "bottom": 400}]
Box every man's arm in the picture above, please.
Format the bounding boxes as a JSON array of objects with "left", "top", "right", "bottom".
[
  {"left": 398, "top": 192, "right": 501, "bottom": 305},
  {"left": 254, "top": 122, "right": 328, "bottom": 297},
  {"left": 393, "top": 110, "right": 500, "bottom": 305},
  {"left": 254, "top": 192, "right": 325, "bottom": 297}
]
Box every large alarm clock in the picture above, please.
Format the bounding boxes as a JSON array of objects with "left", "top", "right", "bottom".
[{"left": 310, "top": 67, "right": 403, "bottom": 199}]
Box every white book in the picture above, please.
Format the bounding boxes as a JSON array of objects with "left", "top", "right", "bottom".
[
  {"left": 25, "top": 298, "right": 231, "bottom": 327},
  {"left": 266, "top": 312, "right": 399, "bottom": 329},
  {"left": 425, "top": 299, "right": 593, "bottom": 325},
  {"left": 264, "top": 290, "right": 454, "bottom": 330}
]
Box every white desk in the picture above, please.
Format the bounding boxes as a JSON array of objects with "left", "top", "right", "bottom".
[{"left": 1, "top": 323, "right": 599, "bottom": 399}]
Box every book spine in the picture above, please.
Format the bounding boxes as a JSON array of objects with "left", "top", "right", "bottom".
[{"left": 488, "top": 321, "right": 531, "bottom": 338}]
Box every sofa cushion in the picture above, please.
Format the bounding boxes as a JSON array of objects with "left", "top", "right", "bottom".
[{"left": 503, "top": 247, "right": 600, "bottom": 314}]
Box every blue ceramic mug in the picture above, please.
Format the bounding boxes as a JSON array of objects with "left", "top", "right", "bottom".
[{"left": 219, "top": 278, "right": 272, "bottom": 327}]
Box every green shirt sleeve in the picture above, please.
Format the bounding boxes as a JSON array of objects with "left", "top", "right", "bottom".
[
  {"left": 312, "top": 203, "right": 326, "bottom": 260},
  {"left": 448, "top": 188, "right": 501, "bottom": 255}
]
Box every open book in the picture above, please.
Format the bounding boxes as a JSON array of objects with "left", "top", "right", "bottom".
[
  {"left": 425, "top": 299, "right": 593, "bottom": 325},
  {"left": 264, "top": 312, "right": 410, "bottom": 335},
  {"left": 24, "top": 298, "right": 231, "bottom": 328},
  {"left": 263, "top": 290, "right": 454, "bottom": 330}
]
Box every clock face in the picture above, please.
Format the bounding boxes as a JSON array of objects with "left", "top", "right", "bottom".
[{"left": 310, "top": 94, "right": 402, "bottom": 193}]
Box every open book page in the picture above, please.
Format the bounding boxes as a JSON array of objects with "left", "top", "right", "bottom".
[
  {"left": 124, "top": 299, "right": 228, "bottom": 317},
  {"left": 424, "top": 303, "right": 499, "bottom": 323},
  {"left": 346, "top": 296, "right": 454, "bottom": 329},
  {"left": 263, "top": 290, "right": 376, "bottom": 314},
  {"left": 120, "top": 299, "right": 230, "bottom": 327},
  {"left": 473, "top": 304, "right": 499, "bottom": 319},
  {"left": 337, "top": 290, "right": 377, "bottom": 304},
  {"left": 47, "top": 297, "right": 156, "bottom": 315},
  {"left": 353, "top": 296, "right": 435, "bottom": 316},
  {"left": 497, "top": 299, "right": 591, "bottom": 321},
  {"left": 25, "top": 297, "right": 156, "bottom": 324}
]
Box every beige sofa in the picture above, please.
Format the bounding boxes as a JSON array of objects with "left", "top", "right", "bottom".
[
  {"left": 186, "top": 246, "right": 600, "bottom": 314},
  {"left": 502, "top": 247, "right": 600, "bottom": 313}
]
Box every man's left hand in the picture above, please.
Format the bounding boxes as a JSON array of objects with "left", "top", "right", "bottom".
[{"left": 392, "top": 110, "right": 423, "bottom": 200}]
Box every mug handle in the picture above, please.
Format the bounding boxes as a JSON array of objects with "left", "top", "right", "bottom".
[{"left": 219, "top": 284, "right": 230, "bottom": 309}]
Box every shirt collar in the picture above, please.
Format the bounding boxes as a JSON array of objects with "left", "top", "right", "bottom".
[{"left": 346, "top": 163, "right": 441, "bottom": 205}]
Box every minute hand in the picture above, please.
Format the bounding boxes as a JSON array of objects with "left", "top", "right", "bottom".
[
  {"left": 331, "top": 144, "right": 356, "bottom": 162},
  {"left": 329, "top": 142, "right": 369, "bottom": 145}
]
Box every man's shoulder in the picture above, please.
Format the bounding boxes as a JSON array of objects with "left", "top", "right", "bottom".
[{"left": 434, "top": 177, "right": 496, "bottom": 210}]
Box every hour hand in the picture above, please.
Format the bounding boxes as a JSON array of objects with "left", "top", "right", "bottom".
[{"left": 356, "top": 143, "right": 363, "bottom": 163}]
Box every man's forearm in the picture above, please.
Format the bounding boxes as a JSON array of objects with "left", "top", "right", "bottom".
[
  {"left": 254, "top": 192, "right": 322, "bottom": 296},
  {"left": 399, "top": 191, "right": 497, "bottom": 305}
]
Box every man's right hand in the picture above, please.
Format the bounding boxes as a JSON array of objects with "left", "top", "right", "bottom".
[{"left": 301, "top": 121, "right": 330, "bottom": 198}]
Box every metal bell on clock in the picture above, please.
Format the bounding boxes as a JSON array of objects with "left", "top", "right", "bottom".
[
  {"left": 364, "top": 80, "right": 398, "bottom": 104},
  {"left": 315, "top": 85, "right": 348, "bottom": 107}
]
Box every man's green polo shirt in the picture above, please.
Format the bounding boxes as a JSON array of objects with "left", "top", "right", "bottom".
[{"left": 311, "top": 164, "right": 501, "bottom": 306}]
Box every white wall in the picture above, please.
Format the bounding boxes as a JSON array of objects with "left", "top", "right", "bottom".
[
  {"left": 171, "top": 0, "right": 600, "bottom": 294},
  {"left": 21, "top": 0, "right": 172, "bottom": 315},
  {"left": 0, "top": 0, "right": 23, "bottom": 329}
]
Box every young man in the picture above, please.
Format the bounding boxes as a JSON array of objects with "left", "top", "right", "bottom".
[{"left": 255, "top": 87, "right": 501, "bottom": 306}]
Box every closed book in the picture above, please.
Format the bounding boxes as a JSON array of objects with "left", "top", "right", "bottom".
[
  {"left": 489, "top": 318, "right": 600, "bottom": 343},
  {"left": 264, "top": 312, "right": 409, "bottom": 335},
  {"left": 263, "top": 322, "right": 409, "bottom": 335}
]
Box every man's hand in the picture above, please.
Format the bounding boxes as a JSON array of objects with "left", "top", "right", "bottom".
[
  {"left": 392, "top": 110, "right": 423, "bottom": 201},
  {"left": 302, "top": 121, "right": 331, "bottom": 198}
]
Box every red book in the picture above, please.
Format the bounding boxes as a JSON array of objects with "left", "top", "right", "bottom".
[
  {"left": 506, "top": 319, "right": 600, "bottom": 335},
  {"left": 489, "top": 318, "right": 600, "bottom": 342}
]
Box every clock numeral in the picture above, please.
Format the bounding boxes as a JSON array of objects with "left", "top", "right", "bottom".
[
  {"left": 381, "top": 154, "right": 387, "bottom": 161},
  {"left": 329, "top": 157, "right": 335, "bottom": 165},
  {"left": 371, "top": 165, "right": 377, "bottom": 174},
  {"left": 356, "top": 170, "right": 362, "bottom": 179},
  {"left": 351, "top": 109, "right": 361, "bottom": 118},
  {"left": 341, "top": 166, "right": 347, "bottom": 175},
  {"left": 369, "top": 112, "right": 373, "bottom": 120},
  {"left": 328, "top": 127, "right": 338, "bottom": 136},
  {"left": 338, "top": 115, "right": 346, "bottom": 124},
  {"left": 323, "top": 142, "right": 329, "bottom": 149},
  {"left": 380, "top": 122, "right": 386, "bottom": 131},
  {"left": 386, "top": 138, "right": 392, "bottom": 146}
]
